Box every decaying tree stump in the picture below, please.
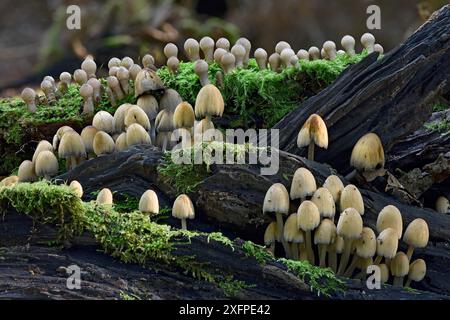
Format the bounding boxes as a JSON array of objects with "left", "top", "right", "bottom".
[{"left": 272, "top": 5, "right": 450, "bottom": 173}]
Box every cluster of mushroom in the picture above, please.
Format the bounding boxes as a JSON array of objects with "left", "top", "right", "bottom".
[
  {"left": 263, "top": 168, "right": 429, "bottom": 287},
  {"left": 160, "top": 33, "right": 383, "bottom": 84}
]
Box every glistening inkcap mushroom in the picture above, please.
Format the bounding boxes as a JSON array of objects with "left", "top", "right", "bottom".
[
  {"left": 336, "top": 207, "right": 363, "bottom": 275},
  {"left": 297, "top": 114, "right": 328, "bottom": 161},
  {"left": 403, "top": 218, "right": 429, "bottom": 261},
  {"left": 297, "top": 200, "right": 321, "bottom": 264},
  {"left": 172, "top": 194, "right": 195, "bottom": 230}
]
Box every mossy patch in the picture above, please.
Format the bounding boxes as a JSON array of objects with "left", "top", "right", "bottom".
[{"left": 157, "top": 52, "right": 367, "bottom": 128}]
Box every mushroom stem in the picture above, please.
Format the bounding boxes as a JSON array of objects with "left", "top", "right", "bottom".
[
  {"left": 318, "top": 244, "right": 327, "bottom": 267},
  {"left": 374, "top": 255, "right": 383, "bottom": 265},
  {"left": 299, "top": 243, "right": 308, "bottom": 261},
  {"left": 268, "top": 243, "right": 275, "bottom": 256},
  {"left": 65, "top": 158, "right": 71, "bottom": 171},
  {"left": 393, "top": 276, "right": 404, "bottom": 287},
  {"left": 70, "top": 156, "right": 78, "bottom": 170},
  {"left": 405, "top": 278, "right": 412, "bottom": 288},
  {"left": 305, "top": 230, "right": 315, "bottom": 265},
  {"left": 344, "top": 169, "right": 357, "bottom": 181},
  {"left": 406, "top": 246, "right": 414, "bottom": 261},
  {"left": 308, "top": 142, "right": 315, "bottom": 161},
  {"left": 328, "top": 249, "right": 338, "bottom": 272},
  {"left": 181, "top": 218, "right": 187, "bottom": 230},
  {"left": 275, "top": 212, "right": 290, "bottom": 257},
  {"left": 337, "top": 239, "right": 353, "bottom": 275},
  {"left": 291, "top": 243, "right": 299, "bottom": 260},
  {"left": 343, "top": 255, "right": 359, "bottom": 278}
]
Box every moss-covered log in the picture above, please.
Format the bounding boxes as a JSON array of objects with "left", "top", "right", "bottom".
[{"left": 272, "top": 5, "right": 450, "bottom": 173}]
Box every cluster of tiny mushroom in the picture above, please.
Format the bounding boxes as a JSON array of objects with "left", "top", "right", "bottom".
[{"left": 263, "top": 114, "right": 429, "bottom": 287}]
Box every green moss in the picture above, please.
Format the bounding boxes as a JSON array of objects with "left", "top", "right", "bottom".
[
  {"left": 207, "top": 232, "right": 235, "bottom": 251},
  {"left": 432, "top": 102, "right": 450, "bottom": 112},
  {"left": 112, "top": 193, "right": 140, "bottom": 213},
  {"left": 218, "top": 276, "right": 254, "bottom": 297},
  {"left": 0, "top": 181, "right": 85, "bottom": 241},
  {"left": 279, "top": 258, "right": 345, "bottom": 297},
  {"left": 242, "top": 241, "right": 273, "bottom": 265},
  {"left": 158, "top": 52, "right": 367, "bottom": 128},
  {"left": 424, "top": 119, "right": 450, "bottom": 133}
]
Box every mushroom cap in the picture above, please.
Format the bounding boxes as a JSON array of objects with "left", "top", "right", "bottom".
[
  {"left": 124, "top": 105, "right": 151, "bottom": 131},
  {"left": 113, "top": 103, "right": 133, "bottom": 133},
  {"left": 361, "top": 33, "right": 376, "bottom": 48},
  {"left": 41, "top": 79, "right": 53, "bottom": 91},
  {"left": 126, "top": 123, "right": 151, "bottom": 146},
  {"left": 376, "top": 227, "right": 399, "bottom": 259},
  {"left": 97, "top": 188, "right": 113, "bottom": 205},
  {"left": 137, "top": 94, "right": 159, "bottom": 121},
  {"left": 81, "top": 126, "right": 99, "bottom": 153},
  {"left": 297, "top": 114, "right": 328, "bottom": 149},
  {"left": 115, "top": 132, "right": 128, "bottom": 152},
  {"left": 87, "top": 78, "right": 101, "bottom": 91},
  {"left": 142, "top": 54, "right": 155, "bottom": 69},
  {"left": 216, "top": 37, "right": 230, "bottom": 50},
  {"left": 268, "top": 53, "right": 280, "bottom": 70},
  {"left": 35, "top": 150, "right": 59, "bottom": 178},
  {"left": 290, "top": 167, "right": 317, "bottom": 201},
  {"left": 0, "top": 176, "right": 19, "bottom": 187},
  {"left": 436, "top": 196, "right": 449, "bottom": 214},
  {"left": 93, "top": 131, "right": 115, "bottom": 156},
  {"left": 231, "top": 44, "right": 246, "bottom": 59},
  {"left": 214, "top": 48, "right": 227, "bottom": 63},
  {"left": 275, "top": 41, "right": 291, "bottom": 54},
  {"left": 69, "top": 180, "right": 83, "bottom": 198},
  {"left": 73, "top": 69, "right": 88, "bottom": 84},
  {"left": 194, "top": 59, "right": 209, "bottom": 77},
  {"left": 164, "top": 43, "right": 178, "bottom": 59},
  {"left": 340, "top": 184, "right": 364, "bottom": 215},
  {"left": 350, "top": 133, "right": 385, "bottom": 172},
  {"left": 93, "top": 111, "right": 115, "bottom": 134},
  {"left": 121, "top": 56, "right": 134, "bottom": 69},
  {"left": 160, "top": 89, "right": 183, "bottom": 113},
  {"left": 314, "top": 218, "right": 336, "bottom": 245},
  {"left": 341, "top": 35, "right": 356, "bottom": 49},
  {"left": 280, "top": 48, "right": 296, "bottom": 65},
  {"left": 184, "top": 38, "right": 200, "bottom": 56},
  {"left": 33, "top": 140, "right": 54, "bottom": 163},
  {"left": 53, "top": 126, "right": 75, "bottom": 150},
  {"left": 355, "top": 227, "right": 377, "bottom": 258},
  {"left": 174, "top": 102, "right": 195, "bottom": 129},
  {"left": 108, "top": 57, "right": 121, "bottom": 69},
  {"left": 172, "top": 194, "right": 195, "bottom": 220},
  {"left": 199, "top": 36, "right": 215, "bottom": 52},
  {"left": 323, "top": 41, "right": 336, "bottom": 52},
  {"left": 58, "top": 131, "right": 87, "bottom": 159},
  {"left": 194, "top": 84, "right": 224, "bottom": 119},
  {"left": 254, "top": 48, "right": 268, "bottom": 60},
  {"left": 408, "top": 259, "right": 426, "bottom": 282},
  {"left": 221, "top": 52, "right": 236, "bottom": 67},
  {"left": 337, "top": 207, "right": 363, "bottom": 240},
  {"left": 134, "top": 68, "right": 165, "bottom": 97},
  {"left": 374, "top": 44, "right": 384, "bottom": 54},
  {"left": 265, "top": 221, "right": 280, "bottom": 245},
  {"left": 403, "top": 218, "right": 429, "bottom": 249},
  {"left": 308, "top": 47, "right": 320, "bottom": 59},
  {"left": 297, "top": 49, "right": 309, "bottom": 60},
  {"left": 81, "top": 59, "right": 96, "bottom": 76},
  {"left": 167, "top": 57, "right": 180, "bottom": 71},
  {"left": 107, "top": 76, "right": 120, "bottom": 89},
  {"left": 376, "top": 205, "right": 403, "bottom": 239},
  {"left": 18, "top": 160, "right": 37, "bottom": 182},
  {"left": 263, "top": 183, "right": 290, "bottom": 216},
  {"left": 311, "top": 187, "right": 336, "bottom": 219},
  {"left": 378, "top": 263, "right": 390, "bottom": 283},
  {"left": 80, "top": 83, "right": 93, "bottom": 98},
  {"left": 116, "top": 66, "right": 130, "bottom": 81},
  {"left": 129, "top": 64, "right": 142, "bottom": 81},
  {"left": 21, "top": 87, "right": 36, "bottom": 102},
  {"left": 390, "top": 252, "right": 410, "bottom": 277},
  {"left": 297, "top": 200, "right": 321, "bottom": 231},
  {"left": 236, "top": 37, "right": 251, "bottom": 52},
  {"left": 155, "top": 109, "right": 175, "bottom": 132},
  {"left": 139, "top": 190, "right": 159, "bottom": 214},
  {"left": 329, "top": 235, "right": 345, "bottom": 253},
  {"left": 283, "top": 213, "right": 305, "bottom": 243},
  {"left": 323, "top": 175, "right": 345, "bottom": 203},
  {"left": 59, "top": 72, "right": 72, "bottom": 83}
]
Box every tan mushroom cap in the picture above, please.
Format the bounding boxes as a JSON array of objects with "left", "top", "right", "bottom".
[
  {"left": 263, "top": 183, "right": 290, "bottom": 216},
  {"left": 408, "top": 259, "right": 426, "bottom": 282},
  {"left": 378, "top": 263, "right": 390, "bottom": 283},
  {"left": 314, "top": 218, "right": 336, "bottom": 245},
  {"left": 93, "top": 131, "right": 115, "bottom": 156},
  {"left": 172, "top": 194, "right": 195, "bottom": 220},
  {"left": 69, "top": 180, "right": 83, "bottom": 198},
  {"left": 97, "top": 188, "right": 113, "bottom": 205},
  {"left": 297, "top": 114, "right": 328, "bottom": 149},
  {"left": 355, "top": 227, "right": 377, "bottom": 258},
  {"left": 297, "top": 200, "right": 321, "bottom": 231},
  {"left": 18, "top": 160, "right": 37, "bottom": 182},
  {"left": 137, "top": 94, "right": 159, "bottom": 121},
  {"left": 194, "top": 84, "right": 224, "bottom": 119},
  {"left": 0, "top": 176, "right": 19, "bottom": 187},
  {"left": 329, "top": 235, "right": 345, "bottom": 253},
  {"left": 114, "top": 103, "right": 133, "bottom": 133},
  {"left": 126, "top": 123, "right": 151, "bottom": 146},
  {"left": 311, "top": 187, "right": 336, "bottom": 219},
  {"left": 264, "top": 221, "right": 280, "bottom": 245},
  {"left": 139, "top": 190, "right": 159, "bottom": 215},
  {"left": 290, "top": 167, "right": 317, "bottom": 200},
  {"left": 124, "top": 105, "right": 151, "bottom": 131},
  {"left": 173, "top": 102, "right": 195, "bottom": 129},
  {"left": 340, "top": 184, "right": 364, "bottom": 215},
  {"left": 155, "top": 109, "right": 175, "bottom": 132},
  {"left": 58, "top": 131, "right": 87, "bottom": 159},
  {"left": 350, "top": 133, "right": 385, "bottom": 172},
  {"left": 32, "top": 140, "right": 54, "bottom": 163},
  {"left": 81, "top": 126, "right": 98, "bottom": 154},
  {"left": 337, "top": 207, "right": 363, "bottom": 239},
  {"left": 390, "top": 252, "right": 410, "bottom": 277},
  {"left": 376, "top": 205, "right": 403, "bottom": 239},
  {"left": 115, "top": 132, "right": 128, "bottom": 152},
  {"left": 403, "top": 218, "right": 429, "bottom": 249},
  {"left": 323, "top": 175, "right": 345, "bottom": 203},
  {"left": 160, "top": 89, "right": 183, "bottom": 113},
  {"left": 35, "top": 151, "right": 59, "bottom": 178},
  {"left": 436, "top": 196, "right": 449, "bottom": 214},
  {"left": 376, "top": 227, "right": 398, "bottom": 259},
  {"left": 283, "top": 213, "right": 305, "bottom": 243},
  {"left": 93, "top": 111, "right": 115, "bottom": 134}
]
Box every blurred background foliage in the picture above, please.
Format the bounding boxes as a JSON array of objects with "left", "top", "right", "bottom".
[{"left": 0, "top": 0, "right": 447, "bottom": 95}]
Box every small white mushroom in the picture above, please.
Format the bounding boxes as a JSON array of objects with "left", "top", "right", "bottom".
[
  {"left": 107, "top": 76, "right": 124, "bottom": 100},
  {"left": 41, "top": 79, "right": 56, "bottom": 104},
  {"left": 117, "top": 67, "right": 130, "bottom": 95},
  {"left": 231, "top": 44, "right": 246, "bottom": 68},
  {"left": 361, "top": 33, "right": 376, "bottom": 53},
  {"left": 308, "top": 47, "right": 321, "bottom": 60},
  {"left": 254, "top": 48, "right": 268, "bottom": 70},
  {"left": 341, "top": 35, "right": 356, "bottom": 56},
  {"left": 323, "top": 41, "right": 337, "bottom": 60},
  {"left": 80, "top": 84, "right": 94, "bottom": 114},
  {"left": 129, "top": 64, "right": 142, "bottom": 81},
  {"left": 109, "top": 66, "right": 119, "bottom": 77},
  {"left": 108, "top": 57, "right": 121, "bottom": 69},
  {"left": 81, "top": 59, "right": 97, "bottom": 79},
  {"left": 167, "top": 56, "right": 180, "bottom": 74},
  {"left": 216, "top": 37, "right": 230, "bottom": 51},
  {"left": 236, "top": 37, "right": 251, "bottom": 66},
  {"left": 199, "top": 36, "right": 215, "bottom": 62},
  {"left": 374, "top": 44, "right": 384, "bottom": 55},
  {"left": 214, "top": 48, "right": 227, "bottom": 65},
  {"left": 21, "top": 88, "right": 37, "bottom": 113},
  {"left": 297, "top": 49, "right": 309, "bottom": 61},
  {"left": 73, "top": 69, "right": 88, "bottom": 85},
  {"left": 58, "top": 72, "right": 72, "bottom": 94},
  {"left": 280, "top": 48, "right": 296, "bottom": 68},
  {"left": 275, "top": 41, "right": 291, "bottom": 55},
  {"left": 221, "top": 52, "right": 236, "bottom": 74},
  {"left": 87, "top": 78, "right": 101, "bottom": 105},
  {"left": 184, "top": 38, "right": 200, "bottom": 62},
  {"left": 121, "top": 56, "right": 134, "bottom": 69},
  {"left": 194, "top": 60, "right": 210, "bottom": 86},
  {"left": 142, "top": 54, "right": 155, "bottom": 69},
  {"left": 268, "top": 53, "right": 281, "bottom": 72},
  {"left": 164, "top": 43, "right": 178, "bottom": 59}
]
